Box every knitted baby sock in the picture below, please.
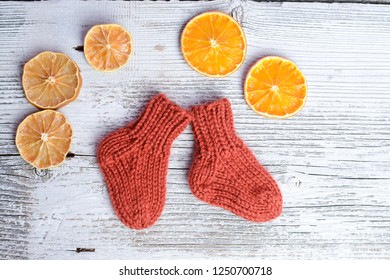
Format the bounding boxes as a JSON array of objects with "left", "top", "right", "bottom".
[
  {"left": 98, "top": 94, "right": 191, "bottom": 230},
  {"left": 189, "top": 98, "right": 283, "bottom": 222}
]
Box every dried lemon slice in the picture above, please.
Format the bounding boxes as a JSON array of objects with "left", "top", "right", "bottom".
[
  {"left": 22, "top": 51, "right": 82, "bottom": 110},
  {"left": 16, "top": 110, "right": 73, "bottom": 169},
  {"left": 84, "top": 24, "right": 133, "bottom": 72}
]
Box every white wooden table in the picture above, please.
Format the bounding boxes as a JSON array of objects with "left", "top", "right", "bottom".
[{"left": 1, "top": 0, "right": 390, "bottom": 259}]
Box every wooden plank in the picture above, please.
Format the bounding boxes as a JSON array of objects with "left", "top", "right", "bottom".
[
  {"left": 0, "top": 0, "right": 390, "bottom": 259},
  {"left": 260, "top": 0, "right": 390, "bottom": 4}
]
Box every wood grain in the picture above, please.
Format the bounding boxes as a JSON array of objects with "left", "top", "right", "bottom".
[{"left": 0, "top": 0, "right": 390, "bottom": 259}]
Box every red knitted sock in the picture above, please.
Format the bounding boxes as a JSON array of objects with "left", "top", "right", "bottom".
[
  {"left": 98, "top": 94, "right": 191, "bottom": 230},
  {"left": 189, "top": 98, "right": 283, "bottom": 222}
]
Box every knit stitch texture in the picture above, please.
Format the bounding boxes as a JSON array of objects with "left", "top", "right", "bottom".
[
  {"left": 98, "top": 94, "right": 191, "bottom": 230},
  {"left": 189, "top": 98, "right": 283, "bottom": 222}
]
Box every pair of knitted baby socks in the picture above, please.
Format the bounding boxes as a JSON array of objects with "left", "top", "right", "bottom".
[{"left": 98, "top": 94, "right": 282, "bottom": 230}]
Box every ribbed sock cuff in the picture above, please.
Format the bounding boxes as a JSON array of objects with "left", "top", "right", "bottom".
[
  {"left": 191, "top": 98, "right": 238, "bottom": 154},
  {"left": 131, "top": 94, "right": 191, "bottom": 148}
]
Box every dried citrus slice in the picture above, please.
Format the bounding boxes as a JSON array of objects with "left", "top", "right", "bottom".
[
  {"left": 244, "top": 56, "right": 307, "bottom": 118},
  {"left": 15, "top": 110, "right": 73, "bottom": 169},
  {"left": 181, "top": 11, "right": 246, "bottom": 77},
  {"left": 22, "top": 51, "right": 82, "bottom": 109},
  {"left": 84, "top": 24, "right": 133, "bottom": 72}
]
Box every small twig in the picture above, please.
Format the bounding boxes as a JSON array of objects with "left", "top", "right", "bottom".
[
  {"left": 66, "top": 152, "right": 76, "bottom": 158},
  {"left": 67, "top": 248, "right": 95, "bottom": 253},
  {"left": 73, "top": 45, "right": 84, "bottom": 52}
]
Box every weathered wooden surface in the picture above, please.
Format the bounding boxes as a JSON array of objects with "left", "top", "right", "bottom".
[{"left": 1, "top": 0, "right": 390, "bottom": 259}]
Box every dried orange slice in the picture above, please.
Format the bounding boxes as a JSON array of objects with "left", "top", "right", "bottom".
[
  {"left": 22, "top": 52, "right": 82, "bottom": 110},
  {"left": 244, "top": 56, "right": 307, "bottom": 118},
  {"left": 15, "top": 110, "right": 73, "bottom": 169},
  {"left": 181, "top": 11, "right": 246, "bottom": 77},
  {"left": 84, "top": 24, "right": 133, "bottom": 72}
]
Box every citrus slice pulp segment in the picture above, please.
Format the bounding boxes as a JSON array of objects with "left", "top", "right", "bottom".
[
  {"left": 181, "top": 11, "right": 246, "bottom": 77},
  {"left": 244, "top": 56, "right": 307, "bottom": 118},
  {"left": 22, "top": 52, "right": 82, "bottom": 109},
  {"left": 84, "top": 24, "right": 133, "bottom": 72},
  {"left": 246, "top": 89, "right": 271, "bottom": 105},
  {"left": 16, "top": 110, "right": 73, "bottom": 169}
]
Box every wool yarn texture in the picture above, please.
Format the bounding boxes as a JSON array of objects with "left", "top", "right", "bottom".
[
  {"left": 98, "top": 94, "right": 191, "bottom": 230},
  {"left": 189, "top": 98, "right": 283, "bottom": 222}
]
